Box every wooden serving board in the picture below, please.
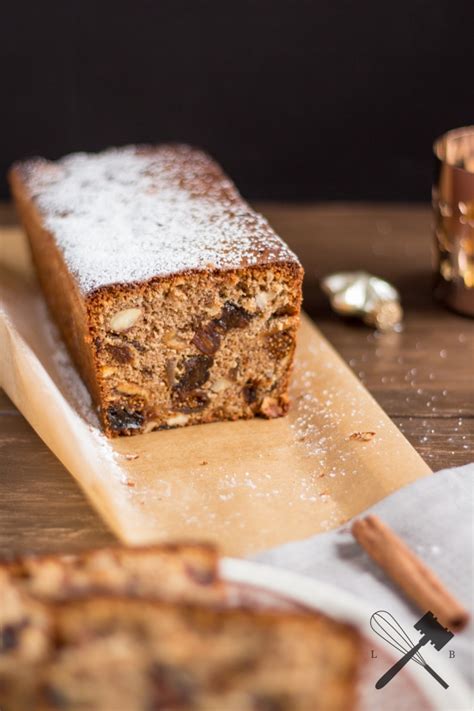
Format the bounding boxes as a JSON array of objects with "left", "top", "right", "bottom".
[{"left": 0, "top": 226, "right": 431, "bottom": 555}]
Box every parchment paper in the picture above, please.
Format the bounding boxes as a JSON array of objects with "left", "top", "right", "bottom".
[{"left": 0, "top": 226, "right": 431, "bottom": 555}]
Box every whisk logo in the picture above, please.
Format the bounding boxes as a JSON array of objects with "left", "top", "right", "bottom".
[{"left": 370, "top": 610, "right": 454, "bottom": 690}]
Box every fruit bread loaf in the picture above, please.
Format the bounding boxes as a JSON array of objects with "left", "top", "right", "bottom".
[
  {"left": 0, "top": 543, "right": 223, "bottom": 670},
  {"left": 9, "top": 145, "right": 303, "bottom": 436},
  {"left": 8, "top": 597, "right": 361, "bottom": 711}
]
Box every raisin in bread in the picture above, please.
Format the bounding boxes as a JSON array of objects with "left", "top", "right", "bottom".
[{"left": 9, "top": 145, "right": 303, "bottom": 437}]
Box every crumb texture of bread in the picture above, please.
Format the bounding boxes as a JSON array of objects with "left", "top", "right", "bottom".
[
  {"left": 0, "top": 544, "right": 222, "bottom": 682},
  {"left": 1, "top": 543, "right": 222, "bottom": 604},
  {"left": 9, "top": 145, "right": 303, "bottom": 436},
  {"left": 0, "top": 545, "right": 360, "bottom": 711},
  {"left": 3, "top": 598, "right": 360, "bottom": 711}
]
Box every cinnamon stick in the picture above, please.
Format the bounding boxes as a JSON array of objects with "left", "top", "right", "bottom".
[{"left": 352, "top": 515, "right": 469, "bottom": 632}]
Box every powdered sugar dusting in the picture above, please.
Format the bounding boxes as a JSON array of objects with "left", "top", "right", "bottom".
[{"left": 20, "top": 144, "right": 298, "bottom": 293}]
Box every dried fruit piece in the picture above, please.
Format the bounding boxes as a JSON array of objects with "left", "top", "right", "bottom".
[
  {"left": 185, "top": 563, "right": 216, "bottom": 585},
  {"left": 0, "top": 622, "right": 27, "bottom": 652},
  {"left": 265, "top": 329, "right": 294, "bottom": 359},
  {"left": 130, "top": 339, "right": 146, "bottom": 353},
  {"left": 349, "top": 431, "right": 376, "bottom": 442},
  {"left": 107, "top": 407, "right": 144, "bottom": 433},
  {"left": 190, "top": 301, "right": 252, "bottom": 358},
  {"left": 214, "top": 301, "right": 252, "bottom": 332},
  {"left": 228, "top": 362, "right": 240, "bottom": 381},
  {"left": 175, "top": 355, "right": 213, "bottom": 392},
  {"left": 148, "top": 663, "right": 193, "bottom": 708},
  {"left": 192, "top": 324, "right": 221, "bottom": 355},
  {"left": 106, "top": 343, "right": 133, "bottom": 364},
  {"left": 252, "top": 694, "right": 288, "bottom": 711},
  {"left": 101, "top": 365, "right": 117, "bottom": 378},
  {"left": 271, "top": 304, "right": 298, "bottom": 318},
  {"left": 243, "top": 381, "right": 259, "bottom": 404},
  {"left": 108, "top": 307, "right": 142, "bottom": 333},
  {"left": 42, "top": 685, "right": 70, "bottom": 710}
]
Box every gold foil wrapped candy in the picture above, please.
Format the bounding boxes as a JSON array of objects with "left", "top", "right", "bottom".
[{"left": 321, "top": 271, "right": 403, "bottom": 331}]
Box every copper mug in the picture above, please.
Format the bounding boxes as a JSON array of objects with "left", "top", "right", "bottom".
[{"left": 433, "top": 126, "right": 474, "bottom": 317}]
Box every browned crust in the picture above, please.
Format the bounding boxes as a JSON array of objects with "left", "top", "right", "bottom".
[
  {"left": 0, "top": 541, "right": 219, "bottom": 572},
  {"left": 9, "top": 165, "right": 103, "bottom": 406}
]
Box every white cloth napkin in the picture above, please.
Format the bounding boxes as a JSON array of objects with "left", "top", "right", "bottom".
[{"left": 253, "top": 463, "right": 474, "bottom": 686}]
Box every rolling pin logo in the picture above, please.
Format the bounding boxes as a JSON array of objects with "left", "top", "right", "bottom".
[{"left": 370, "top": 610, "right": 454, "bottom": 690}]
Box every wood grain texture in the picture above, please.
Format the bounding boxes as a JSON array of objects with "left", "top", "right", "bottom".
[
  {"left": 1, "top": 202, "right": 472, "bottom": 556},
  {"left": 0, "top": 414, "right": 115, "bottom": 553}
]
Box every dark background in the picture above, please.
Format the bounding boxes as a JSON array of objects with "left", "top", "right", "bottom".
[{"left": 2, "top": 1, "right": 473, "bottom": 201}]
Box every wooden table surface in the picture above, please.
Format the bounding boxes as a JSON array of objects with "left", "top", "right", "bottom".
[{"left": 1, "top": 203, "right": 472, "bottom": 556}]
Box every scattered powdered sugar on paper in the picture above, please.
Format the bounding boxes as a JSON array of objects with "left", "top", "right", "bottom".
[
  {"left": 87, "top": 427, "right": 129, "bottom": 485},
  {"left": 286, "top": 341, "right": 395, "bottom": 518},
  {"left": 21, "top": 144, "right": 298, "bottom": 293},
  {"left": 129, "top": 336, "right": 402, "bottom": 535}
]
